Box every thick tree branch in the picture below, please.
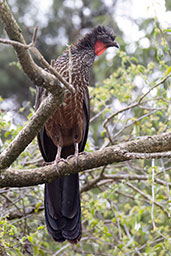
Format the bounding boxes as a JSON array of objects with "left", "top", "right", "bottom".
[
  {"left": 0, "top": 0, "right": 51, "bottom": 90},
  {"left": 6, "top": 175, "right": 170, "bottom": 220},
  {"left": 0, "top": 2, "right": 75, "bottom": 93},
  {"left": 1, "top": 132, "right": 171, "bottom": 187},
  {"left": 5, "top": 173, "right": 170, "bottom": 220},
  {"left": 0, "top": 1, "right": 58, "bottom": 91},
  {"left": 0, "top": 92, "right": 65, "bottom": 169}
]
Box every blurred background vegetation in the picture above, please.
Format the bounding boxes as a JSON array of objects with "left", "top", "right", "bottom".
[{"left": 0, "top": 0, "right": 171, "bottom": 255}]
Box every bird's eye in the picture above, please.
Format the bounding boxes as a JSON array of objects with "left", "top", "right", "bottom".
[{"left": 110, "top": 35, "right": 115, "bottom": 41}]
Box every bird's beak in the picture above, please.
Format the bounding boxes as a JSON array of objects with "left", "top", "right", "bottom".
[
  {"left": 107, "top": 41, "right": 119, "bottom": 49},
  {"left": 113, "top": 41, "right": 119, "bottom": 48}
]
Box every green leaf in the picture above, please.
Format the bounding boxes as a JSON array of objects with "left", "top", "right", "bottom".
[
  {"left": 35, "top": 202, "right": 42, "bottom": 213},
  {"left": 165, "top": 29, "right": 171, "bottom": 33},
  {"left": 104, "top": 226, "right": 108, "bottom": 232},
  {"left": 27, "top": 235, "right": 33, "bottom": 243},
  {"left": 37, "top": 226, "right": 44, "bottom": 231},
  {"left": 131, "top": 57, "right": 138, "bottom": 63},
  {"left": 165, "top": 66, "right": 171, "bottom": 76},
  {"left": 4, "top": 131, "right": 11, "bottom": 138}
]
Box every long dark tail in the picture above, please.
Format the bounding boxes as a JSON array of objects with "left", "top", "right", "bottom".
[
  {"left": 45, "top": 173, "right": 81, "bottom": 243},
  {"left": 37, "top": 129, "right": 82, "bottom": 243}
]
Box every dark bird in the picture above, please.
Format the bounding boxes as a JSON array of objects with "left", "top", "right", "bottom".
[{"left": 35, "top": 26, "right": 119, "bottom": 243}]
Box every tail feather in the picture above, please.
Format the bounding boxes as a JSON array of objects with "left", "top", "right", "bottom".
[
  {"left": 38, "top": 128, "right": 82, "bottom": 243},
  {"left": 44, "top": 173, "right": 81, "bottom": 242},
  {"left": 62, "top": 175, "right": 80, "bottom": 218}
]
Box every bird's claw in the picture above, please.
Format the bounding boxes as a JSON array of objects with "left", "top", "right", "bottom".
[
  {"left": 74, "top": 154, "right": 78, "bottom": 165},
  {"left": 74, "top": 151, "right": 88, "bottom": 165},
  {"left": 42, "top": 159, "right": 68, "bottom": 174},
  {"left": 55, "top": 158, "right": 69, "bottom": 174},
  {"left": 78, "top": 151, "right": 88, "bottom": 157},
  {"left": 67, "top": 151, "right": 87, "bottom": 166},
  {"left": 43, "top": 161, "right": 54, "bottom": 166},
  {"left": 66, "top": 154, "right": 78, "bottom": 165}
]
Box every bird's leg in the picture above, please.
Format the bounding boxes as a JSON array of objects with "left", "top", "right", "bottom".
[
  {"left": 71, "top": 126, "right": 87, "bottom": 165},
  {"left": 54, "top": 145, "right": 69, "bottom": 172},
  {"left": 54, "top": 145, "right": 62, "bottom": 172},
  {"left": 73, "top": 142, "right": 88, "bottom": 165},
  {"left": 74, "top": 142, "right": 79, "bottom": 165},
  {"left": 67, "top": 131, "right": 79, "bottom": 164},
  {"left": 53, "top": 133, "right": 70, "bottom": 172}
]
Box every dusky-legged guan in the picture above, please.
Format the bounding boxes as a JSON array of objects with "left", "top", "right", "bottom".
[{"left": 35, "top": 26, "right": 118, "bottom": 243}]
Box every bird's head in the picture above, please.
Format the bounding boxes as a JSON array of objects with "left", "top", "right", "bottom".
[
  {"left": 76, "top": 25, "right": 119, "bottom": 56},
  {"left": 93, "top": 26, "right": 119, "bottom": 56}
]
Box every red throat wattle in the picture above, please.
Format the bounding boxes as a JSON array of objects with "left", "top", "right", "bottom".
[{"left": 94, "top": 40, "right": 107, "bottom": 56}]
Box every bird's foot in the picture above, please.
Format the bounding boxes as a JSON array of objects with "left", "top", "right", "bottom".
[
  {"left": 66, "top": 154, "right": 78, "bottom": 165},
  {"left": 74, "top": 151, "right": 88, "bottom": 165},
  {"left": 43, "top": 160, "right": 61, "bottom": 175},
  {"left": 42, "top": 159, "right": 68, "bottom": 174},
  {"left": 43, "top": 161, "right": 54, "bottom": 166},
  {"left": 78, "top": 151, "right": 88, "bottom": 157},
  {"left": 67, "top": 151, "right": 88, "bottom": 165},
  {"left": 55, "top": 158, "right": 69, "bottom": 173}
]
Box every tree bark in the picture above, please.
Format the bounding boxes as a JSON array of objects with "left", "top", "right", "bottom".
[{"left": 1, "top": 132, "right": 171, "bottom": 188}]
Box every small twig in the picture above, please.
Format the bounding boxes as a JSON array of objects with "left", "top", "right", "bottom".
[
  {"left": 103, "top": 74, "right": 171, "bottom": 140},
  {"left": 95, "top": 179, "right": 114, "bottom": 187},
  {"left": 31, "top": 26, "right": 38, "bottom": 46},
  {"left": 90, "top": 106, "right": 109, "bottom": 123},
  {"left": 30, "top": 46, "right": 75, "bottom": 93},
  {"left": 116, "top": 190, "right": 138, "bottom": 201},
  {"left": 1, "top": 193, "right": 22, "bottom": 213},
  {"left": 112, "top": 110, "right": 157, "bottom": 141},
  {"left": 23, "top": 157, "right": 44, "bottom": 167},
  {"left": 81, "top": 175, "right": 102, "bottom": 193},
  {"left": 30, "top": 27, "right": 73, "bottom": 93},
  {"left": 0, "top": 28, "right": 75, "bottom": 94},
  {"left": 155, "top": 19, "right": 171, "bottom": 58},
  {"left": 138, "top": 74, "right": 171, "bottom": 103},
  {"left": 124, "top": 151, "right": 171, "bottom": 159},
  {"left": 81, "top": 172, "right": 171, "bottom": 193},
  {"left": 126, "top": 182, "right": 170, "bottom": 218},
  {"left": 0, "top": 38, "right": 29, "bottom": 49},
  {"left": 129, "top": 237, "right": 164, "bottom": 254},
  {"left": 100, "top": 165, "right": 106, "bottom": 177},
  {"left": 104, "top": 174, "right": 171, "bottom": 187},
  {"left": 151, "top": 159, "right": 156, "bottom": 229},
  {"left": 160, "top": 159, "right": 171, "bottom": 217},
  {"left": 53, "top": 243, "right": 71, "bottom": 256},
  {"left": 139, "top": 106, "right": 164, "bottom": 111},
  {"left": 103, "top": 101, "right": 139, "bottom": 129}
]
